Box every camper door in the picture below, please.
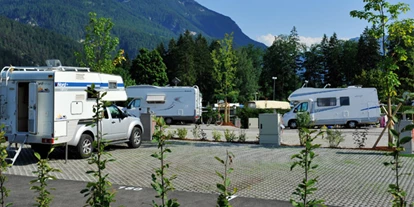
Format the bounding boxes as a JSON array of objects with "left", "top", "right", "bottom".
[{"left": 28, "top": 83, "right": 38, "bottom": 134}]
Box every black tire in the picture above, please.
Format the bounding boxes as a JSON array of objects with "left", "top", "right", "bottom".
[
  {"left": 31, "top": 144, "right": 51, "bottom": 159},
  {"left": 289, "top": 120, "right": 298, "bottom": 129},
  {"left": 347, "top": 121, "right": 357, "bottom": 129},
  {"left": 127, "top": 127, "right": 142, "bottom": 148},
  {"left": 164, "top": 117, "right": 173, "bottom": 125},
  {"left": 77, "top": 134, "right": 93, "bottom": 159}
]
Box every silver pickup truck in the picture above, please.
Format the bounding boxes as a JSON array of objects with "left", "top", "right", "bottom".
[{"left": 31, "top": 104, "right": 144, "bottom": 159}]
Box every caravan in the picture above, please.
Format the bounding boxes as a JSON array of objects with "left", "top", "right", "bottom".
[
  {"left": 282, "top": 86, "right": 381, "bottom": 129},
  {"left": 0, "top": 60, "right": 143, "bottom": 163},
  {"left": 125, "top": 85, "right": 202, "bottom": 125}
]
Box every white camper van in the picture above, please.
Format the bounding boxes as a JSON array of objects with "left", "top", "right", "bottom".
[
  {"left": 125, "top": 85, "right": 202, "bottom": 125},
  {"left": 282, "top": 86, "right": 381, "bottom": 129},
  {"left": 0, "top": 60, "right": 144, "bottom": 164}
]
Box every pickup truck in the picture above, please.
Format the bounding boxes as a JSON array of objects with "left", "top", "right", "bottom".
[{"left": 31, "top": 104, "right": 144, "bottom": 158}]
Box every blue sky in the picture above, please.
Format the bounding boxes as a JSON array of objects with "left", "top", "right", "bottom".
[{"left": 195, "top": 0, "right": 414, "bottom": 46}]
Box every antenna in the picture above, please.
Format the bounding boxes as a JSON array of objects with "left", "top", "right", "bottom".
[
  {"left": 301, "top": 80, "right": 308, "bottom": 88},
  {"left": 323, "top": 83, "right": 331, "bottom": 88}
]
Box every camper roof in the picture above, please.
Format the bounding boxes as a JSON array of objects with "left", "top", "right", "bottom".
[{"left": 287, "top": 87, "right": 376, "bottom": 102}]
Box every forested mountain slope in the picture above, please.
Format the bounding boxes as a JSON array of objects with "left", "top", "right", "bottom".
[{"left": 0, "top": 0, "right": 266, "bottom": 58}]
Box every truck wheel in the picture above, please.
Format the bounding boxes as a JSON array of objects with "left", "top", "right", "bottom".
[
  {"left": 289, "top": 120, "right": 298, "bottom": 129},
  {"left": 31, "top": 144, "right": 51, "bottom": 159},
  {"left": 165, "top": 118, "right": 173, "bottom": 125},
  {"left": 77, "top": 134, "right": 93, "bottom": 159},
  {"left": 347, "top": 121, "right": 357, "bottom": 129},
  {"left": 128, "top": 127, "right": 142, "bottom": 148}
]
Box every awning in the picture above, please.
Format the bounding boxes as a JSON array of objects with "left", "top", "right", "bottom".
[
  {"left": 146, "top": 94, "right": 165, "bottom": 102},
  {"left": 247, "top": 100, "right": 291, "bottom": 109}
]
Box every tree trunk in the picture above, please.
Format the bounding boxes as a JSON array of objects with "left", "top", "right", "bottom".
[{"left": 387, "top": 97, "right": 393, "bottom": 147}]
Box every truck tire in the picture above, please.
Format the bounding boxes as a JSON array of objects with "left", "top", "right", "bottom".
[
  {"left": 77, "top": 134, "right": 93, "bottom": 159},
  {"left": 164, "top": 117, "right": 173, "bottom": 125},
  {"left": 289, "top": 120, "right": 298, "bottom": 129},
  {"left": 347, "top": 121, "right": 357, "bottom": 129},
  {"left": 31, "top": 144, "right": 51, "bottom": 159},
  {"left": 127, "top": 127, "right": 142, "bottom": 148}
]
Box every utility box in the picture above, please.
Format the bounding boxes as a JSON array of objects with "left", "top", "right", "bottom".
[
  {"left": 248, "top": 118, "right": 258, "bottom": 129},
  {"left": 140, "top": 113, "right": 155, "bottom": 141},
  {"left": 259, "top": 113, "right": 280, "bottom": 145},
  {"left": 396, "top": 120, "right": 413, "bottom": 155}
]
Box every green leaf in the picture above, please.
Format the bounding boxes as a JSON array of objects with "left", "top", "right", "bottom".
[
  {"left": 215, "top": 156, "right": 225, "bottom": 164},
  {"left": 216, "top": 184, "right": 226, "bottom": 194},
  {"left": 400, "top": 136, "right": 412, "bottom": 145}
]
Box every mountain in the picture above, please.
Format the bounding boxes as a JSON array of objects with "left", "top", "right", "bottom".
[
  {"left": 0, "top": 0, "right": 266, "bottom": 59},
  {"left": 0, "top": 16, "right": 81, "bottom": 67}
]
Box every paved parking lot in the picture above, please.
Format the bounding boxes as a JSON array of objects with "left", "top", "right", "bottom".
[{"left": 5, "top": 125, "right": 414, "bottom": 207}]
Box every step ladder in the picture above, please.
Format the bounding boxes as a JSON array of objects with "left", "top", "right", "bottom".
[{"left": 6, "top": 135, "right": 27, "bottom": 166}]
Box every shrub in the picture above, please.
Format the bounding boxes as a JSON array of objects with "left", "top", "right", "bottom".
[
  {"left": 324, "top": 128, "right": 345, "bottom": 148},
  {"left": 151, "top": 117, "right": 180, "bottom": 207},
  {"left": 238, "top": 129, "right": 247, "bottom": 142},
  {"left": 0, "top": 125, "right": 11, "bottom": 207},
  {"left": 30, "top": 148, "right": 61, "bottom": 207},
  {"left": 290, "top": 128, "right": 325, "bottom": 207},
  {"left": 296, "top": 112, "right": 312, "bottom": 146},
  {"left": 176, "top": 128, "right": 188, "bottom": 139},
  {"left": 352, "top": 128, "right": 368, "bottom": 148},
  {"left": 191, "top": 124, "right": 201, "bottom": 139},
  {"left": 166, "top": 130, "right": 176, "bottom": 139},
  {"left": 215, "top": 150, "right": 237, "bottom": 207},
  {"left": 212, "top": 130, "right": 222, "bottom": 141},
  {"left": 224, "top": 129, "right": 236, "bottom": 142}
]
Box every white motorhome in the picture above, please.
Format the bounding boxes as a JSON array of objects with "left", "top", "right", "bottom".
[
  {"left": 0, "top": 60, "right": 144, "bottom": 164},
  {"left": 282, "top": 86, "right": 381, "bottom": 129},
  {"left": 125, "top": 85, "right": 202, "bottom": 124}
]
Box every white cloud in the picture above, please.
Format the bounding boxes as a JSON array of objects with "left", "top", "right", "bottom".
[
  {"left": 257, "top": 34, "right": 349, "bottom": 47},
  {"left": 256, "top": 34, "right": 275, "bottom": 46}
]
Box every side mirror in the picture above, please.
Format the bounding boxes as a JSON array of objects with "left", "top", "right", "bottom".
[{"left": 293, "top": 108, "right": 298, "bottom": 113}]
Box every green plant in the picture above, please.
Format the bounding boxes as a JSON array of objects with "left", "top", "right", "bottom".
[
  {"left": 166, "top": 130, "right": 176, "bottom": 139},
  {"left": 0, "top": 125, "right": 12, "bottom": 207},
  {"left": 80, "top": 84, "right": 116, "bottom": 206},
  {"left": 324, "top": 128, "right": 345, "bottom": 148},
  {"left": 296, "top": 112, "right": 312, "bottom": 146},
  {"left": 224, "top": 129, "right": 236, "bottom": 142},
  {"left": 212, "top": 130, "right": 222, "bottom": 142},
  {"left": 30, "top": 148, "right": 61, "bottom": 207},
  {"left": 191, "top": 124, "right": 201, "bottom": 139},
  {"left": 352, "top": 128, "right": 369, "bottom": 148},
  {"left": 290, "top": 128, "right": 325, "bottom": 207},
  {"left": 215, "top": 150, "right": 237, "bottom": 207},
  {"left": 383, "top": 118, "right": 414, "bottom": 207},
  {"left": 176, "top": 128, "right": 188, "bottom": 139},
  {"left": 151, "top": 117, "right": 180, "bottom": 207},
  {"left": 200, "top": 129, "right": 207, "bottom": 141},
  {"left": 237, "top": 129, "right": 246, "bottom": 142}
]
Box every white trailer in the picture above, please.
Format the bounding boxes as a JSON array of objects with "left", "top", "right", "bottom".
[
  {"left": 0, "top": 60, "right": 144, "bottom": 164},
  {"left": 282, "top": 86, "right": 381, "bottom": 129},
  {"left": 125, "top": 85, "right": 202, "bottom": 124}
]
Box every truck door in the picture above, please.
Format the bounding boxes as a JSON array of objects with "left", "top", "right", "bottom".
[
  {"left": 28, "top": 83, "right": 38, "bottom": 134},
  {"left": 105, "top": 105, "right": 129, "bottom": 140}
]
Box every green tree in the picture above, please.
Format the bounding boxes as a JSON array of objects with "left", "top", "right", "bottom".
[
  {"left": 300, "top": 44, "right": 325, "bottom": 88},
  {"left": 211, "top": 33, "right": 238, "bottom": 123},
  {"left": 75, "top": 12, "right": 121, "bottom": 74},
  {"left": 173, "top": 30, "right": 197, "bottom": 86},
  {"left": 261, "top": 27, "right": 301, "bottom": 100},
  {"left": 351, "top": 0, "right": 414, "bottom": 145},
  {"left": 234, "top": 49, "right": 259, "bottom": 103},
  {"left": 324, "top": 33, "right": 344, "bottom": 87},
  {"left": 193, "top": 34, "right": 215, "bottom": 105},
  {"left": 131, "top": 48, "right": 169, "bottom": 86}
]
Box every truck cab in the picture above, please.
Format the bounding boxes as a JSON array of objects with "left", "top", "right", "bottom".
[
  {"left": 68, "top": 104, "right": 144, "bottom": 158},
  {"left": 282, "top": 101, "right": 311, "bottom": 129}
]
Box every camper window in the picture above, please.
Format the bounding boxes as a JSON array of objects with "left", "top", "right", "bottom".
[
  {"left": 340, "top": 97, "right": 350, "bottom": 106},
  {"left": 317, "top": 98, "right": 336, "bottom": 107},
  {"left": 108, "top": 81, "right": 117, "bottom": 89},
  {"left": 294, "top": 102, "right": 308, "bottom": 113},
  {"left": 146, "top": 95, "right": 165, "bottom": 104}
]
